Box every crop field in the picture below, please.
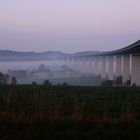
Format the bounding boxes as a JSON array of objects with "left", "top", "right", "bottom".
[{"left": 0, "top": 85, "right": 140, "bottom": 140}]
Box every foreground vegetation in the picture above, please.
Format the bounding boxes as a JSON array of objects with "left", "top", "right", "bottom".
[{"left": 0, "top": 85, "right": 140, "bottom": 139}]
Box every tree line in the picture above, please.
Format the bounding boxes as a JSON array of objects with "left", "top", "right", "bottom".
[{"left": 0, "top": 72, "right": 17, "bottom": 85}]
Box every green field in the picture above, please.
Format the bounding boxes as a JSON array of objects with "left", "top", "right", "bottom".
[
  {"left": 18, "top": 77, "right": 103, "bottom": 86},
  {"left": 0, "top": 85, "right": 140, "bottom": 140}
]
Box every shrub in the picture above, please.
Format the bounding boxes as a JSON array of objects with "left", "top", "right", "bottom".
[
  {"left": 101, "top": 80, "right": 113, "bottom": 87},
  {"left": 132, "top": 83, "right": 136, "bottom": 87},
  {"left": 62, "top": 82, "right": 68, "bottom": 86},
  {"left": 115, "top": 76, "right": 122, "bottom": 86},
  {"left": 32, "top": 81, "right": 37, "bottom": 85},
  {"left": 43, "top": 80, "right": 52, "bottom": 86},
  {"left": 11, "top": 76, "right": 17, "bottom": 85}
]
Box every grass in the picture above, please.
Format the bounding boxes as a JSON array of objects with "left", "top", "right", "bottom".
[
  {"left": 18, "top": 77, "right": 103, "bottom": 86},
  {"left": 0, "top": 85, "right": 140, "bottom": 139}
]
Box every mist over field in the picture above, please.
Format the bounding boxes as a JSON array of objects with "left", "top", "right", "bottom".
[{"left": 0, "top": 0, "right": 139, "bottom": 86}]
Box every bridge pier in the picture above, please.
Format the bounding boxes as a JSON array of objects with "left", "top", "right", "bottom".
[
  {"left": 108, "top": 56, "right": 114, "bottom": 80},
  {"left": 131, "top": 55, "right": 140, "bottom": 86},
  {"left": 113, "top": 56, "right": 117, "bottom": 80},
  {"left": 106, "top": 56, "right": 109, "bottom": 79},
  {"left": 87, "top": 58, "right": 94, "bottom": 74},
  {"left": 98, "top": 56, "right": 102, "bottom": 77},
  {"left": 94, "top": 57, "right": 99, "bottom": 76},
  {"left": 122, "top": 54, "right": 131, "bottom": 84},
  {"left": 115, "top": 55, "right": 122, "bottom": 78},
  {"left": 101, "top": 56, "right": 107, "bottom": 79}
]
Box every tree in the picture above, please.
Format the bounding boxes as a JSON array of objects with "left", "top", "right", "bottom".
[
  {"left": 3, "top": 74, "right": 10, "bottom": 85},
  {"left": 126, "top": 80, "right": 131, "bottom": 86},
  {"left": 62, "top": 82, "right": 68, "bottom": 86},
  {"left": 57, "top": 83, "right": 62, "bottom": 86},
  {"left": 132, "top": 83, "right": 136, "bottom": 87},
  {"left": 11, "top": 76, "right": 17, "bottom": 85},
  {"left": 0, "top": 73, "right": 10, "bottom": 85},
  {"left": 43, "top": 80, "right": 52, "bottom": 86},
  {"left": 0, "top": 72, "right": 4, "bottom": 85},
  {"left": 101, "top": 80, "right": 113, "bottom": 87},
  {"left": 115, "top": 76, "right": 122, "bottom": 86},
  {"left": 32, "top": 81, "right": 37, "bottom": 85}
]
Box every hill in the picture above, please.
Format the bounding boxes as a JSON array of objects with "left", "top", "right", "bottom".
[{"left": 0, "top": 50, "right": 101, "bottom": 61}]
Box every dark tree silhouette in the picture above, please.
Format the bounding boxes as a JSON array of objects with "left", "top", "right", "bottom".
[
  {"left": 0, "top": 73, "right": 10, "bottom": 85},
  {"left": 101, "top": 80, "right": 113, "bottom": 87},
  {"left": 3, "top": 74, "right": 10, "bottom": 85},
  {"left": 11, "top": 76, "right": 17, "bottom": 85},
  {"left": 115, "top": 76, "right": 122, "bottom": 86},
  {"left": 0, "top": 72, "right": 4, "bottom": 85},
  {"left": 62, "top": 82, "right": 68, "bottom": 86},
  {"left": 32, "top": 81, "right": 37, "bottom": 85},
  {"left": 43, "top": 80, "right": 52, "bottom": 86}
]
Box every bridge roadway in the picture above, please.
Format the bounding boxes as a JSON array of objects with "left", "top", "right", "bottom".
[{"left": 60, "top": 40, "right": 140, "bottom": 86}]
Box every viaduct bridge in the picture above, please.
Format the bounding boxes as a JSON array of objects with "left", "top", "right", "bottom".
[{"left": 60, "top": 40, "right": 140, "bottom": 86}]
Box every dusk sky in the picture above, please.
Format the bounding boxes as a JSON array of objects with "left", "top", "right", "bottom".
[{"left": 0, "top": 0, "right": 140, "bottom": 53}]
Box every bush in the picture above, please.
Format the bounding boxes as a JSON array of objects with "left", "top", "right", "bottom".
[
  {"left": 132, "top": 83, "right": 136, "bottom": 87},
  {"left": 101, "top": 80, "right": 113, "bottom": 87},
  {"left": 126, "top": 80, "right": 131, "bottom": 86},
  {"left": 32, "top": 81, "right": 37, "bottom": 85},
  {"left": 115, "top": 76, "right": 122, "bottom": 86},
  {"left": 57, "top": 83, "right": 62, "bottom": 86},
  {"left": 62, "top": 82, "right": 68, "bottom": 86},
  {"left": 43, "top": 80, "right": 52, "bottom": 86},
  {"left": 11, "top": 76, "right": 17, "bottom": 85}
]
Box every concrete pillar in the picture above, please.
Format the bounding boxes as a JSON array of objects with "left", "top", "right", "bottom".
[
  {"left": 130, "top": 54, "right": 132, "bottom": 77},
  {"left": 98, "top": 56, "right": 102, "bottom": 76},
  {"left": 94, "top": 57, "right": 99, "bottom": 76},
  {"left": 88, "top": 59, "right": 93, "bottom": 68},
  {"left": 101, "top": 56, "right": 107, "bottom": 79},
  {"left": 78, "top": 57, "right": 83, "bottom": 71},
  {"left": 131, "top": 55, "right": 140, "bottom": 86},
  {"left": 92, "top": 57, "right": 96, "bottom": 75},
  {"left": 106, "top": 56, "right": 109, "bottom": 79},
  {"left": 122, "top": 54, "right": 131, "bottom": 84},
  {"left": 84, "top": 58, "right": 91, "bottom": 74},
  {"left": 79, "top": 57, "right": 88, "bottom": 73},
  {"left": 113, "top": 56, "right": 116, "bottom": 79},
  {"left": 115, "top": 55, "right": 122, "bottom": 78},
  {"left": 91, "top": 57, "right": 95, "bottom": 75},
  {"left": 86, "top": 58, "right": 94, "bottom": 74},
  {"left": 84, "top": 58, "right": 89, "bottom": 68},
  {"left": 108, "top": 56, "right": 114, "bottom": 80}
]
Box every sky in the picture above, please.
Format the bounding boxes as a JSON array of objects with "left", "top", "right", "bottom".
[{"left": 0, "top": 0, "right": 140, "bottom": 53}]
